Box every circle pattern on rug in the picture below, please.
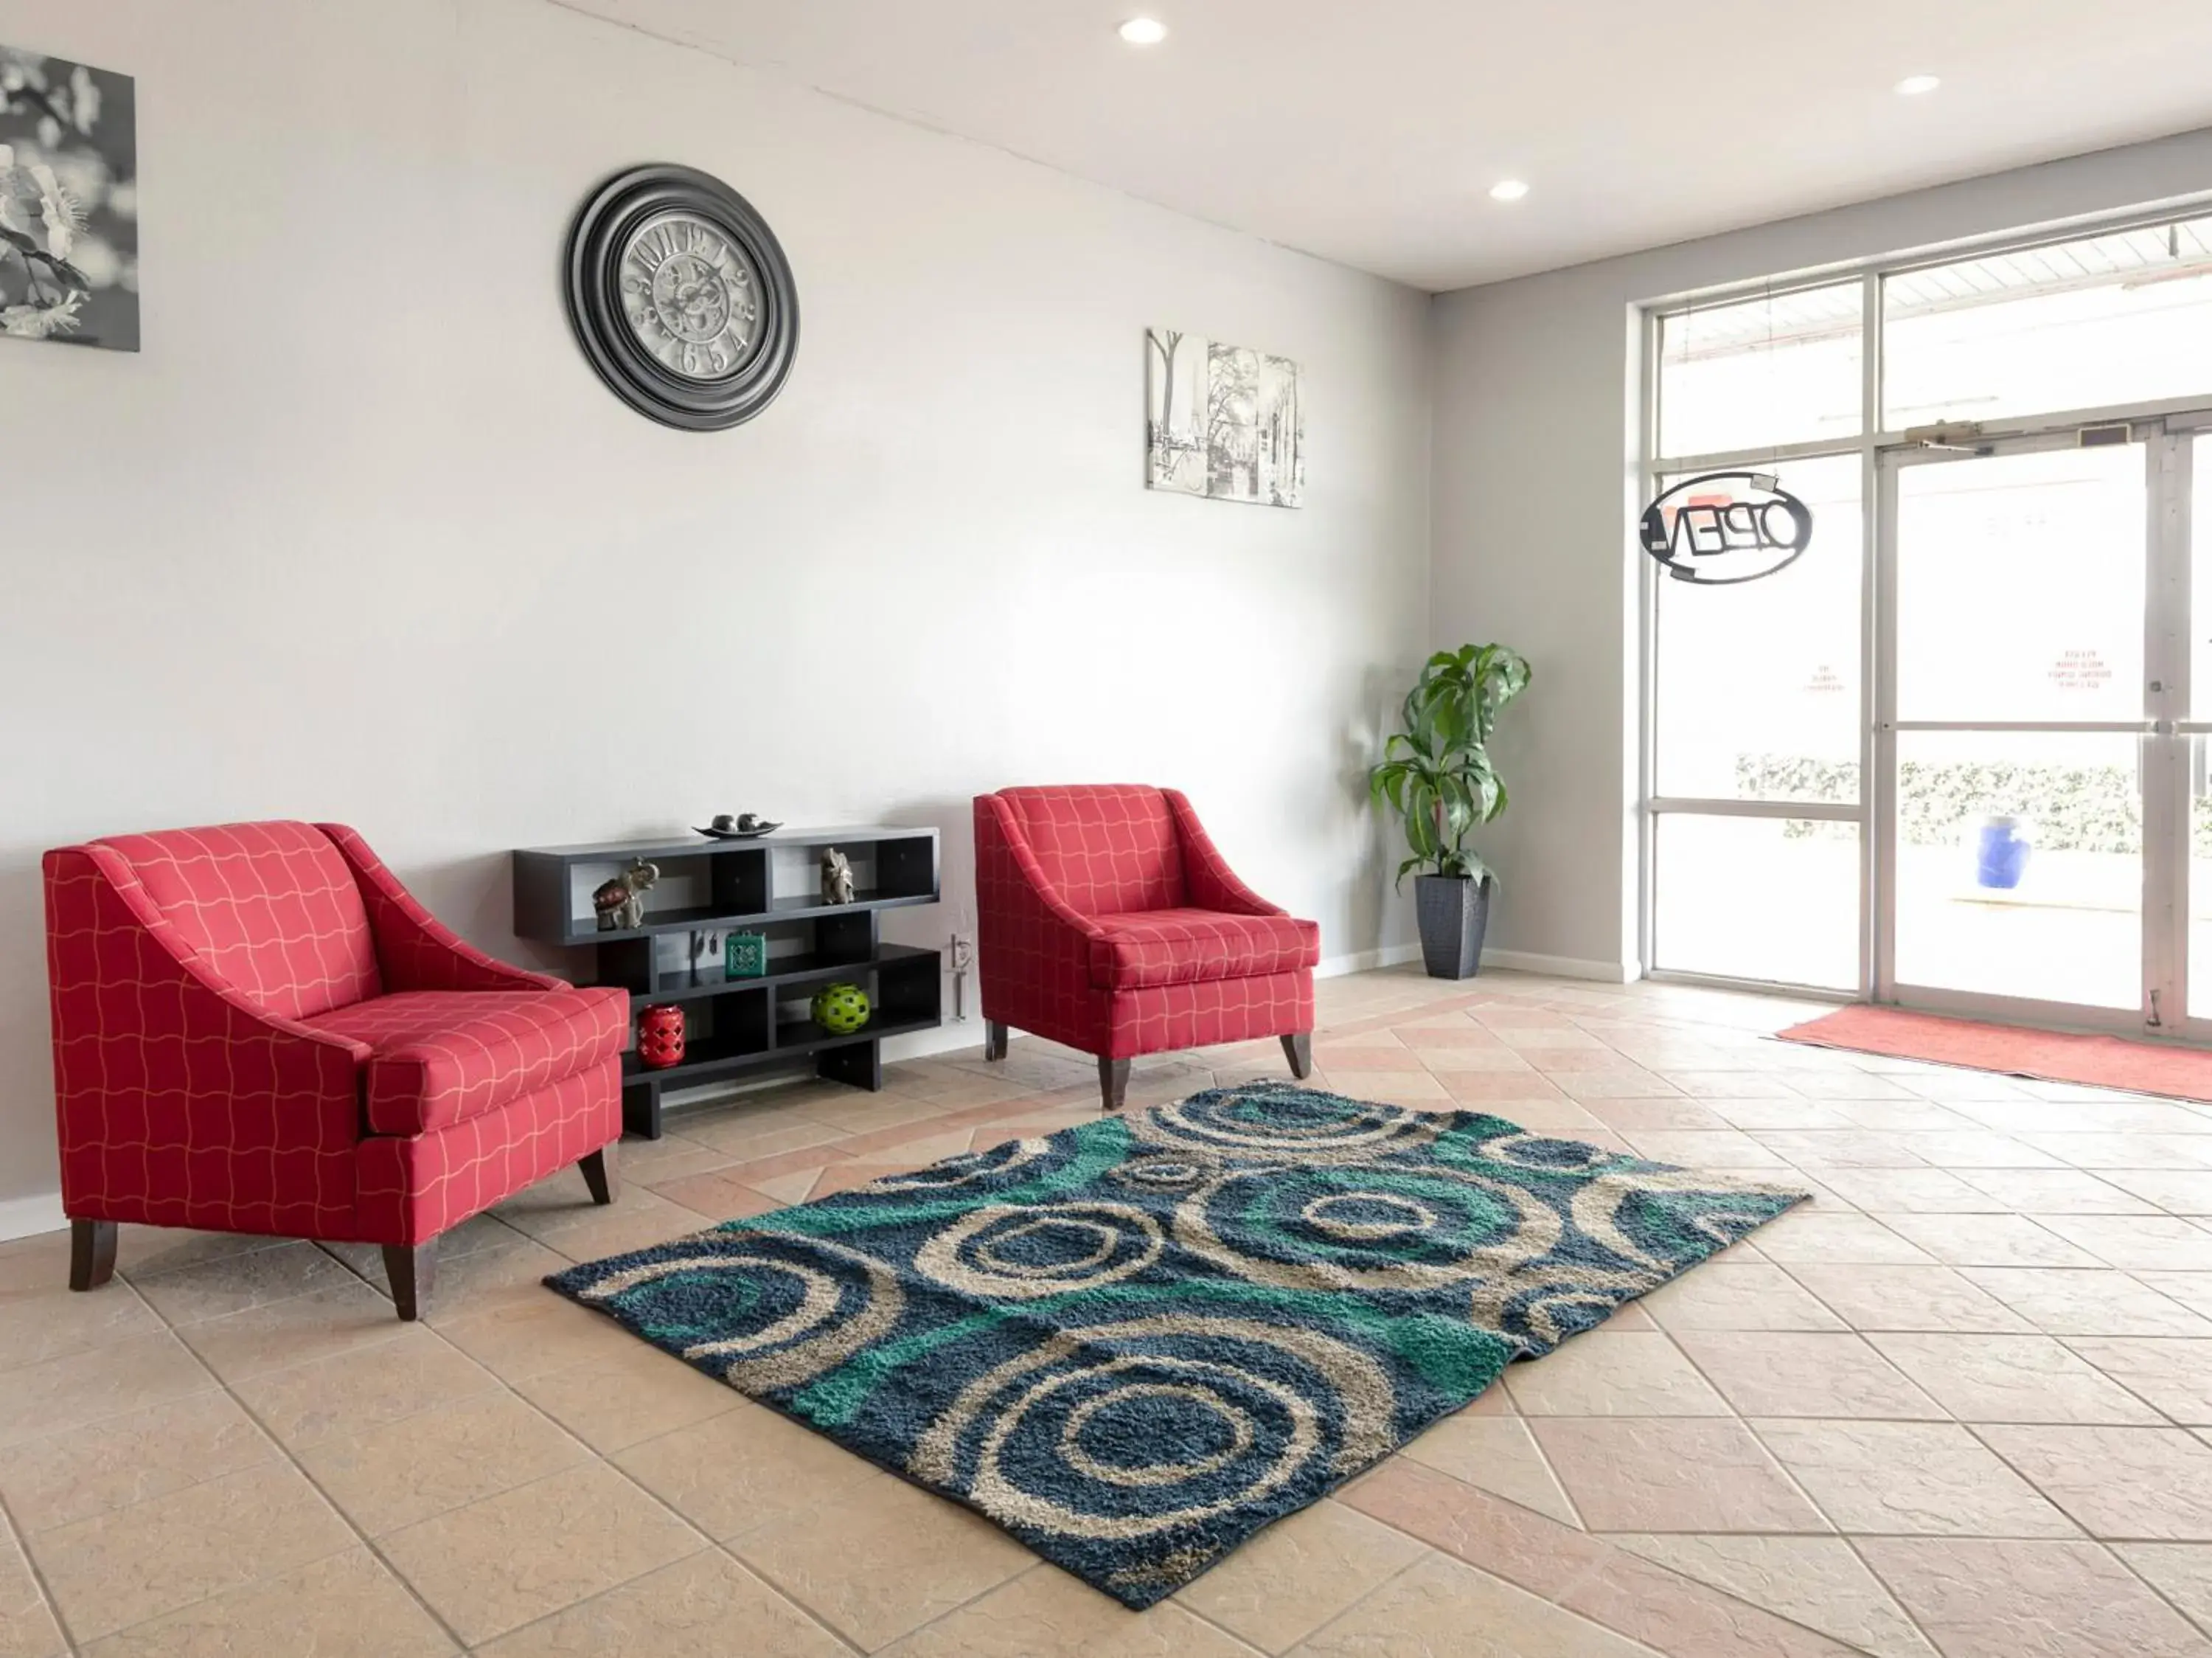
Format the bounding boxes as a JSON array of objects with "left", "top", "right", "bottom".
[
  {"left": 909, "top": 1313, "right": 1398, "bottom": 1542},
  {"left": 1172, "top": 1163, "right": 1563, "bottom": 1293},
  {"left": 915, "top": 1201, "right": 1164, "bottom": 1299},
  {"left": 546, "top": 1081, "right": 1809, "bottom": 1612},
  {"left": 1134, "top": 1088, "right": 1444, "bottom": 1164},
  {"left": 577, "top": 1235, "right": 903, "bottom": 1390}
]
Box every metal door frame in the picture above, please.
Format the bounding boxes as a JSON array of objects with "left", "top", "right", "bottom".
[{"left": 1871, "top": 424, "right": 2199, "bottom": 1035}]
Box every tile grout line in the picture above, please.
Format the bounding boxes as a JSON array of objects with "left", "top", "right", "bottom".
[
  {"left": 1830, "top": 1515, "right": 1950, "bottom": 1654},
  {"left": 0, "top": 1468, "right": 81, "bottom": 1658},
  {"left": 1646, "top": 1313, "right": 1945, "bottom": 1657},
  {"left": 13, "top": 969, "right": 2208, "bottom": 1651},
  {"left": 1515, "top": 1405, "right": 1590, "bottom": 1532},
  {"left": 346, "top": 1252, "right": 862, "bottom": 1653},
  {"left": 99, "top": 1249, "right": 478, "bottom": 1656},
  {"left": 1950, "top": 1415, "right": 2212, "bottom": 1643},
  {"left": 1267, "top": 1550, "right": 1461, "bottom": 1657},
  {"left": 291, "top": 1229, "right": 844, "bottom": 1655}
]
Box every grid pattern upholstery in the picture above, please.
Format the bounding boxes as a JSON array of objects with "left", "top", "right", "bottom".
[
  {"left": 318, "top": 824, "right": 567, "bottom": 995},
  {"left": 994, "top": 785, "right": 1186, "bottom": 915},
  {"left": 91, "top": 822, "right": 383, "bottom": 1021},
  {"left": 305, "top": 988, "right": 628, "bottom": 1136},
  {"left": 1089, "top": 909, "right": 1319, "bottom": 990},
  {"left": 44, "top": 844, "right": 367, "bottom": 1238},
  {"left": 44, "top": 822, "right": 622, "bottom": 1256},
  {"left": 1104, "top": 970, "right": 1314, "bottom": 1058},
  {"left": 355, "top": 1063, "right": 619, "bottom": 1244},
  {"left": 975, "top": 787, "right": 1318, "bottom": 1062}
]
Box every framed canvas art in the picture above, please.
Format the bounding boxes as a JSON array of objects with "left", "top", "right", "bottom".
[
  {"left": 1147, "top": 327, "right": 1303, "bottom": 507},
  {"left": 0, "top": 44, "right": 136, "bottom": 350}
]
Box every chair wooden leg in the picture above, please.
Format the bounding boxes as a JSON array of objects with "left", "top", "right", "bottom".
[
  {"left": 69, "top": 1219, "right": 116, "bottom": 1291},
  {"left": 1099, "top": 1057, "right": 1130, "bottom": 1112},
  {"left": 382, "top": 1241, "right": 439, "bottom": 1322},
  {"left": 984, "top": 1020, "right": 1009, "bottom": 1061},
  {"left": 580, "top": 1145, "right": 618, "bottom": 1206},
  {"left": 1281, "top": 1031, "right": 1313, "bottom": 1081}
]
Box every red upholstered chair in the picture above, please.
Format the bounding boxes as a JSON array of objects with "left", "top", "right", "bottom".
[
  {"left": 974, "top": 785, "right": 1320, "bottom": 1110},
  {"left": 43, "top": 822, "right": 627, "bottom": 1318}
]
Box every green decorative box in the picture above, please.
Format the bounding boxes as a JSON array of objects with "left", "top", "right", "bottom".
[{"left": 724, "top": 931, "right": 768, "bottom": 978}]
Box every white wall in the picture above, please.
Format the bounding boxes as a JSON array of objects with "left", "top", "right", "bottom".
[
  {"left": 0, "top": 0, "right": 1434, "bottom": 1224},
  {"left": 1430, "top": 127, "right": 2212, "bottom": 977}
]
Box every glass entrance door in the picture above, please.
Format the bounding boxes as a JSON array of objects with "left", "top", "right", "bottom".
[
  {"left": 2181, "top": 434, "right": 2212, "bottom": 1031},
  {"left": 1877, "top": 437, "right": 2161, "bottom": 1024}
]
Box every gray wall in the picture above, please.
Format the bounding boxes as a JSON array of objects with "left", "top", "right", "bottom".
[
  {"left": 0, "top": 0, "right": 1436, "bottom": 1228},
  {"left": 1430, "top": 126, "right": 2212, "bottom": 977}
]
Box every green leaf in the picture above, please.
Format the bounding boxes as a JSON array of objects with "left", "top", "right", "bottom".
[{"left": 1368, "top": 641, "right": 1528, "bottom": 879}]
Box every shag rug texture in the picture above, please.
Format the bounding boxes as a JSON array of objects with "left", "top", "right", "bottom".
[{"left": 547, "top": 1084, "right": 1806, "bottom": 1606}]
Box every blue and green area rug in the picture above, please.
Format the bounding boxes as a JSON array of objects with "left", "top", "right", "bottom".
[{"left": 547, "top": 1084, "right": 1806, "bottom": 1607}]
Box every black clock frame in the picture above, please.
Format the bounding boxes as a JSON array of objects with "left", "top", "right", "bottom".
[{"left": 564, "top": 164, "right": 799, "bottom": 431}]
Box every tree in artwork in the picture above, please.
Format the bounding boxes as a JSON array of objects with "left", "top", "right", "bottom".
[{"left": 1147, "top": 327, "right": 1302, "bottom": 507}]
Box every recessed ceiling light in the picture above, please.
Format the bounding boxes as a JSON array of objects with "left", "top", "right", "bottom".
[
  {"left": 1894, "top": 74, "right": 1941, "bottom": 95},
  {"left": 1119, "top": 17, "right": 1168, "bottom": 44},
  {"left": 1489, "top": 179, "right": 1530, "bottom": 203}
]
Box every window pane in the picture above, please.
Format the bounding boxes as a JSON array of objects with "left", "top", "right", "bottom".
[
  {"left": 1658, "top": 283, "right": 1864, "bottom": 458},
  {"left": 1896, "top": 445, "right": 2144, "bottom": 724},
  {"left": 2194, "top": 736, "right": 2212, "bottom": 1021},
  {"left": 1893, "top": 731, "right": 2141, "bottom": 1010},
  {"left": 1885, "top": 218, "right": 2212, "bottom": 429},
  {"left": 2196, "top": 439, "right": 2212, "bottom": 721},
  {"left": 1655, "top": 454, "right": 1862, "bottom": 802},
  {"left": 1652, "top": 815, "right": 1859, "bottom": 990}
]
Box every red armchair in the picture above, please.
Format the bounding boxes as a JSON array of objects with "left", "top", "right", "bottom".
[
  {"left": 974, "top": 785, "right": 1320, "bottom": 1109},
  {"left": 43, "top": 822, "right": 627, "bottom": 1318}
]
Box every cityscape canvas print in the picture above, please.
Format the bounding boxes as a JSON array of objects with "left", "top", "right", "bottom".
[
  {"left": 1147, "top": 327, "right": 1304, "bottom": 507},
  {"left": 0, "top": 44, "right": 137, "bottom": 350}
]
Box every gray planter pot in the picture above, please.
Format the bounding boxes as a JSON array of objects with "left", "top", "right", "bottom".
[{"left": 1415, "top": 874, "right": 1491, "bottom": 979}]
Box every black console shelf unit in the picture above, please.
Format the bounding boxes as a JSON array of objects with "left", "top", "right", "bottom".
[{"left": 512, "top": 828, "right": 942, "bottom": 1139}]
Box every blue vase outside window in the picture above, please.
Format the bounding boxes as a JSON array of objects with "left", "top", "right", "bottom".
[{"left": 1975, "top": 816, "right": 2031, "bottom": 889}]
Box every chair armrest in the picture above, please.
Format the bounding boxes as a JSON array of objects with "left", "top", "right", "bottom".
[
  {"left": 974, "top": 795, "right": 1107, "bottom": 1031},
  {"left": 316, "top": 824, "right": 567, "bottom": 994},
  {"left": 1164, "top": 790, "right": 1287, "bottom": 918},
  {"left": 44, "top": 847, "right": 368, "bottom": 1221}
]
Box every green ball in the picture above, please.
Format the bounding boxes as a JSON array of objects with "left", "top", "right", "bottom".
[{"left": 811, "top": 981, "right": 872, "bottom": 1035}]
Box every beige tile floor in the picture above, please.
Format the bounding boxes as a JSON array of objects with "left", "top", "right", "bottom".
[{"left": 7, "top": 966, "right": 2212, "bottom": 1654}]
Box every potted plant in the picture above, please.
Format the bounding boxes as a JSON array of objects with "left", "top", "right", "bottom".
[{"left": 1368, "top": 642, "right": 1531, "bottom": 979}]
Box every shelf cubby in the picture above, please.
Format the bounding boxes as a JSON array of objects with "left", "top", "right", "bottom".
[{"left": 512, "top": 827, "right": 942, "bottom": 1138}]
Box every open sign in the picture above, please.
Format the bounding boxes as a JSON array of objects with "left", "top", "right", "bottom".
[{"left": 1640, "top": 471, "right": 1815, "bottom": 585}]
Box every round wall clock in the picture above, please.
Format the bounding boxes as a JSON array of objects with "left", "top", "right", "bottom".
[{"left": 564, "top": 164, "right": 799, "bottom": 431}]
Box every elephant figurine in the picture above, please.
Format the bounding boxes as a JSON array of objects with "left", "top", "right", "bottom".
[
  {"left": 592, "top": 858, "right": 659, "bottom": 931},
  {"left": 820, "top": 846, "right": 855, "bottom": 906}
]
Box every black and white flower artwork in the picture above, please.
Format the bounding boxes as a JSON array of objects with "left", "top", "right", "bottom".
[
  {"left": 0, "top": 45, "right": 136, "bottom": 351},
  {"left": 1146, "top": 328, "right": 1304, "bottom": 507}
]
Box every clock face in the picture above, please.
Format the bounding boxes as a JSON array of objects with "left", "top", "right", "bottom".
[
  {"left": 618, "top": 210, "right": 762, "bottom": 381},
  {"left": 566, "top": 164, "right": 799, "bottom": 429}
]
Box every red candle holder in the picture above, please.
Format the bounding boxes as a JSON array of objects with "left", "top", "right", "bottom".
[{"left": 636, "top": 1003, "right": 686, "bottom": 1070}]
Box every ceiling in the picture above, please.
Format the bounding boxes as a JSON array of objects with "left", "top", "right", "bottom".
[{"left": 566, "top": 0, "right": 2212, "bottom": 291}]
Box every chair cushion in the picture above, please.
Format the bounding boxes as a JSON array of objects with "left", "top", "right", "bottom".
[
  {"left": 996, "top": 785, "right": 1185, "bottom": 915},
  {"left": 305, "top": 988, "right": 629, "bottom": 1136},
  {"left": 1088, "top": 908, "right": 1321, "bottom": 991},
  {"left": 93, "top": 822, "right": 380, "bottom": 1019}
]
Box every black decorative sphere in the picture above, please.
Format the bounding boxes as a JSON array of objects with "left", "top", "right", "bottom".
[{"left": 564, "top": 164, "right": 799, "bottom": 431}]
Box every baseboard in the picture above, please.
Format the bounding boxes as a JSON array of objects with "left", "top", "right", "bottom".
[
  {"left": 879, "top": 1019, "right": 995, "bottom": 1063},
  {"left": 872, "top": 943, "right": 1628, "bottom": 1064},
  {"left": 1479, "top": 948, "right": 1639, "bottom": 984},
  {"left": 1316, "top": 943, "right": 1425, "bottom": 978},
  {"left": 0, "top": 1191, "right": 66, "bottom": 1244}
]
